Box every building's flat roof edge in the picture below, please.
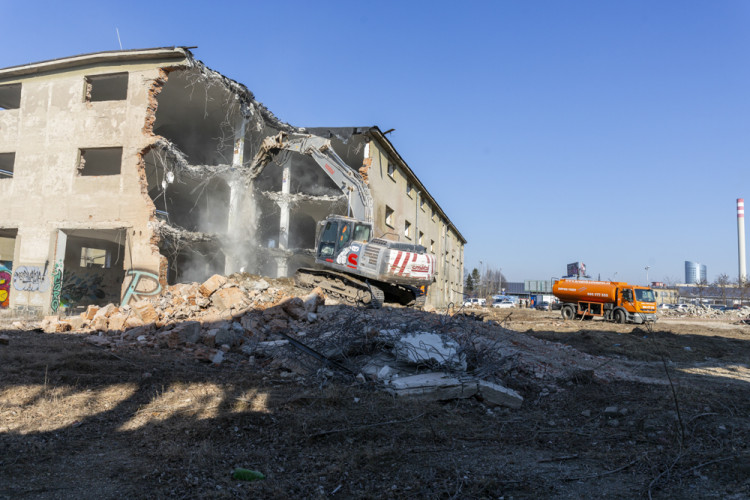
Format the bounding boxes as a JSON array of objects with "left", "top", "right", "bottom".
[{"left": 0, "top": 47, "right": 192, "bottom": 79}]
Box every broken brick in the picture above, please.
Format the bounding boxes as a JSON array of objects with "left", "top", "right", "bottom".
[
  {"left": 85, "top": 305, "right": 100, "bottom": 320},
  {"left": 199, "top": 274, "right": 227, "bottom": 297},
  {"left": 132, "top": 301, "right": 159, "bottom": 324}
]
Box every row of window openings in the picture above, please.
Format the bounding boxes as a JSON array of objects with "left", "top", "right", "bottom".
[
  {"left": 384, "top": 206, "right": 438, "bottom": 250},
  {"left": 0, "top": 73, "right": 128, "bottom": 111},
  {"left": 0, "top": 148, "right": 123, "bottom": 178},
  {"left": 387, "top": 162, "right": 433, "bottom": 215}
]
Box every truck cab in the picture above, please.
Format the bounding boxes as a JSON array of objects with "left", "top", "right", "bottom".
[{"left": 617, "top": 286, "right": 657, "bottom": 323}]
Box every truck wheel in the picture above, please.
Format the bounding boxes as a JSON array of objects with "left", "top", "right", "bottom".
[
  {"left": 614, "top": 309, "right": 626, "bottom": 324},
  {"left": 561, "top": 306, "right": 574, "bottom": 320}
]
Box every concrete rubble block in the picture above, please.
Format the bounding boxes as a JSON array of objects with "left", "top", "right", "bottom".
[
  {"left": 41, "top": 316, "right": 59, "bottom": 333},
  {"left": 377, "top": 365, "right": 394, "bottom": 380},
  {"left": 63, "top": 316, "right": 85, "bottom": 331},
  {"left": 214, "top": 323, "right": 245, "bottom": 347},
  {"left": 394, "top": 332, "right": 466, "bottom": 370},
  {"left": 280, "top": 297, "right": 307, "bottom": 321},
  {"left": 93, "top": 304, "right": 117, "bottom": 320},
  {"left": 254, "top": 340, "right": 289, "bottom": 356},
  {"left": 124, "top": 315, "right": 145, "bottom": 329},
  {"left": 85, "top": 305, "right": 100, "bottom": 320},
  {"left": 477, "top": 380, "right": 524, "bottom": 409},
  {"left": 212, "top": 350, "right": 224, "bottom": 365},
  {"left": 212, "top": 287, "right": 246, "bottom": 311},
  {"left": 85, "top": 335, "right": 110, "bottom": 347},
  {"left": 266, "top": 318, "right": 290, "bottom": 333},
  {"left": 107, "top": 312, "right": 128, "bottom": 331},
  {"left": 10, "top": 321, "right": 25, "bottom": 330},
  {"left": 303, "top": 287, "right": 326, "bottom": 313},
  {"left": 91, "top": 316, "right": 109, "bottom": 332},
  {"left": 124, "top": 323, "right": 155, "bottom": 340},
  {"left": 262, "top": 305, "right": 289, "bottom": 322},
  {"left": 167, "top": 321, "right": 202, "bottom": 347},
  {"left": 202, "top": 329, "right": 217, "bottom": 347},
  {"left": 132, "top": 301, "right": 159, "bottom": 324},
  {"left": 387, "top": 373, "right": 478, "bottom": 401},
  {"left": 252, "top": 279, "right": 269, "bottom": 292}
]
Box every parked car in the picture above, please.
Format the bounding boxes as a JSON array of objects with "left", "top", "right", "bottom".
[
  {"left": 535, "top": 301, "right": 551, "bottom": 311},
  {"left": 673, "top": 304, "right": 689, "bottom": 312},
  {"left": 492, "top": 299, "right": 514, "bottom": 308},
  {"left": 463, "top": 298, "right": 486, "bottom": 308}
]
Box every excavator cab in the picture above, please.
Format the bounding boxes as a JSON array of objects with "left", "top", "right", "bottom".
[{"left": 315, "top": 216, "right": 372, "bottom": 262}]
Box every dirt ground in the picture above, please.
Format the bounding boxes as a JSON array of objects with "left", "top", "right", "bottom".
[{"left": 1, "top": 306, "right": 749, "bottom": 499}]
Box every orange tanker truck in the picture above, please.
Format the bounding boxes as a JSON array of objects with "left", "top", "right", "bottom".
[{"left": 552, "top": 279, "right": 657, "bottom": 324}]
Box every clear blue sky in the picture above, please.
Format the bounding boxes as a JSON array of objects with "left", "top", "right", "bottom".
[{"left": 3, "top": 0, "right": 749, "bottom": 286}]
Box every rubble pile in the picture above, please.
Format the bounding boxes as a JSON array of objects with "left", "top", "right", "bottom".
[
  {"left": 22, "top": 273, "right": 679, "bottom": 407},
  {"left": 659, "top": 305, "right": 750, "bottom": 319}
]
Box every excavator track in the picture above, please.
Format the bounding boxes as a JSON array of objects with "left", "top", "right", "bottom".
[{"left": 295, "top": 268, "right": 384, "bottom": 309}]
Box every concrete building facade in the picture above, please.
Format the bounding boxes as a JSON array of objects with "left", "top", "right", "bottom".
[{"left": 0, "top": 47, "right": 464, "bottom": 315}]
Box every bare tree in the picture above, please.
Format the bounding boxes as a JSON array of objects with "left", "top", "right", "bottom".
[{"left": 714, "top": 274, "right": 730, "bottom": 306}]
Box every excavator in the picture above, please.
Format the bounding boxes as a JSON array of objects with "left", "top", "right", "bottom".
[{"left": 249, "top": 132, "right": 437, "bottom": 308}]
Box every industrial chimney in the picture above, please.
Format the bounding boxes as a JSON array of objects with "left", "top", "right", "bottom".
[{"left": 739, "top": 198, "right": 746, "bottom": 283}]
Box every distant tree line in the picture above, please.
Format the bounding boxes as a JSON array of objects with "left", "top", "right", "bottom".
[{"left": 464, "top": 266, "right": 506, "bottom": 298}]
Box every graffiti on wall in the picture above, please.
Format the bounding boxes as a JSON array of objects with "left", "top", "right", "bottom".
[
  {"left": 0, "top": 266, "right": 11, "bottom": 309},
  {"left": 12, "top": 264, "right": 49, "bottom": 292},
  {"left": 62, "top": 272, "right": 108, "bottom": 304},
  {"left": 121, "top": 269, "right": 161, "bottom": 306},
  {"left": 49, "top": 260, "right": 63, "bottom": 313}
]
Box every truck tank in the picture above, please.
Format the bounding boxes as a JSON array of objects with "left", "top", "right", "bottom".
[{"left": 552, "top": 280, "right": 623, "bottom": 304}]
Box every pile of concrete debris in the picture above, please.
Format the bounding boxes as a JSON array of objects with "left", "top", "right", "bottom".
[
  {"left": 23, "top": 273, "right": 669, "bottom": 407},
  {"left": 659, "top": 305, "right": 750, "bottom": 319}
]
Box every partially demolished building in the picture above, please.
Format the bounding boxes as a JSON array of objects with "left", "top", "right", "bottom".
[{"left": 0, "top": 47, "right": 465, "bottom": 315}]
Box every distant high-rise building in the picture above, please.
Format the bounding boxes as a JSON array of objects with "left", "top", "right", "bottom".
[{"left": 685, "top": 261, "right": 707, "bottom": 284}]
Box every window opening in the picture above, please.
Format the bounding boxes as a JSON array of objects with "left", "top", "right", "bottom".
[
  {"left": 78, "top": 147, "right": 122, "bottom": 176},
  {"left": 385, "top": 206, "right": 394, "bottom": 227},
  {"left": 406, "top": 182, "right": 413, "bottom": 197},
  {"left": 0, "top": 153, "right": 14, "bottom": 178},
  {"left": 0, "top": 84, "right": 21, "bottom": 110},
  {"left": 85, "top": 73, "right": 128, "bottom": 102},
  {"left": 404, "top": 220, "right": 411, "bottom": 239},
  {"left": 387, "top": 162, "right": 396, "bottom": 179},
  {"left": 80, "top": 247, "right": 111, "bottom": 268}
]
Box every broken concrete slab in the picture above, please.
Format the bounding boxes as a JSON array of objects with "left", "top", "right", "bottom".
[
  {"left": 387, "top": 372, "right": 478, "bottom": 401},
  {"left": 393, "top": 332, "right": 465, "bottom": 370},
  {"left": 477, "top": 380, "right": 524, "bottom": 409}
]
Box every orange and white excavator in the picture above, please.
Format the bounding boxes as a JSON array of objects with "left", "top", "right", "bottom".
[{"left": 250, "top": 132, "right": 436, "bottom": 307}]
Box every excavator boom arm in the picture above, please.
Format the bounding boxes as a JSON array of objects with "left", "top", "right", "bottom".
[{"left": 249, "top": 132, "right": 374, "bottom": 222}]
